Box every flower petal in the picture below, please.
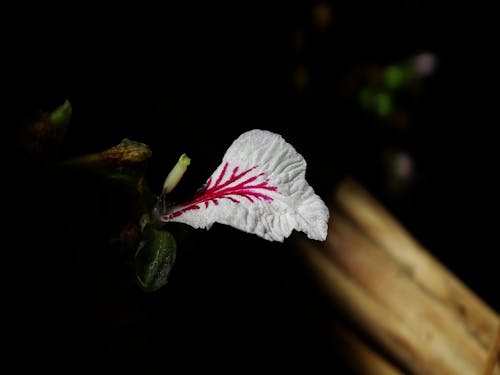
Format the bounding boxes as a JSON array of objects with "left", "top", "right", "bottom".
[{"left": 160, "top": 129, "right": 329, "bottom": 242}]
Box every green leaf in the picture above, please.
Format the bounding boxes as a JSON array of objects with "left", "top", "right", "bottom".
[
  {"left": 383, "top": 65, "right": 411, "bottom": 91},
  {"left": 48, "top": 99, "right": 72, "bottom": 131},
  {"left": 104, "top": 167, "right": 144, "bottom": 192},
  {"left": 374, "top": 92, "right": 393, "bottom": 118},
  {"left": 135, "top": 226, "right": 177, "bottom": 292},
  {"left": 21, "top": 99, "right": 72, "bottom": 158}
]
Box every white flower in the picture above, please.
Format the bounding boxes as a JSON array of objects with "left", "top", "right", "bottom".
[{"left": 160, "top": 129, "right": 329, "bottom": 242}]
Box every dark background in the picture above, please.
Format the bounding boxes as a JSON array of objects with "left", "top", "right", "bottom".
[{"left": 2, "top": 2, "right": 496, "bottom": 374}]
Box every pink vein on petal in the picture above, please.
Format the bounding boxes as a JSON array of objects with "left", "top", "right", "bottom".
[{"left": 161, "top": 162, "right": 279, "bottom": 221}]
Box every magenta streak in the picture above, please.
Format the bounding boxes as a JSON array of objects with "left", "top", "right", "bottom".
[{"left": 161, "top": 162, "right": 278, "bottom": 221}]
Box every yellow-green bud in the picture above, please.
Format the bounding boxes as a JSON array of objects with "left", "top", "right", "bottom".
[{"left": 162, "top": 153, "right": 191, "bottom": 194}]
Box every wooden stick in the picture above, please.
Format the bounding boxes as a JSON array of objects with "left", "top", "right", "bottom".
[
  {"left": 483, "top": 320, "right": 500, "bottom": 375},
  {"left": 296, "top": 178, "right": 500, "bottom": 374},
  {"left": 331, "top": 321, "right": 405, "bottom": 375},
  {"left": 335, "top": 178, "right": 498, "bottom": 350}
]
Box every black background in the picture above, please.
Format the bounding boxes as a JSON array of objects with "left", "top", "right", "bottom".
[{"left": 2, "top": 2, "right": 496, "bottom": 374}]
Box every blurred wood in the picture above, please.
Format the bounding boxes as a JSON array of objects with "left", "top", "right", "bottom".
[
  {"left": 332, "top": 322, "right": 405, "bottom": 375},
  {"left": 336, "top": 179, "right": 498, "bottom": 348},
  {"left": 483, "top": 322, "right": 500, "bottom": 375},
  {"left": 297, "top": 178, "right": 499, "bottom": 375}
]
